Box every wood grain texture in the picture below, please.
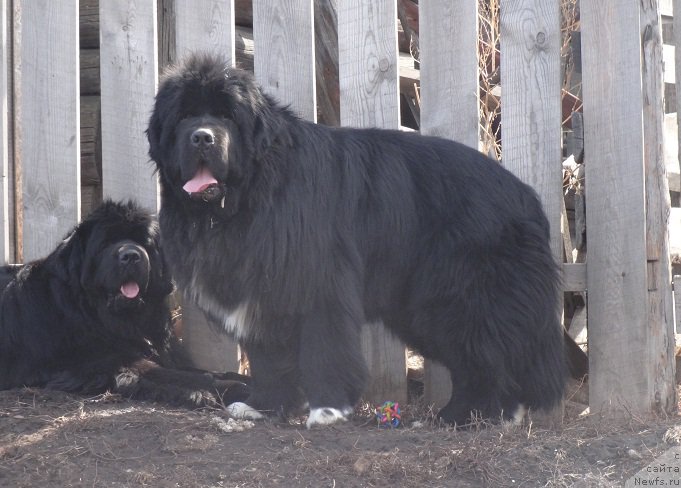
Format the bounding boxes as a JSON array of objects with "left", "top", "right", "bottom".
[
  {"left": 0, "top": 0, "right": 8, "bottom": 263},
  {"left": 419, "top": 0, "right": 479, "bottom": 407},
  {"left": 253, "top": 0, "right": 315, "bottom": 121},
  {"left": 674, "top": 0, "right": 681, "bottom": 179},
  {"left": 562, "top": 263, "right": 587, "bottom": 292},
  {"left": 17, "top": 0, "right": 80, "bottom": 262},
  {"left": 640, "top": 0, "right": 676, "bottom": 413},
  {"left": 99, "top": 0, "right": 159, "bottom": 213},
  {"left": 338, "top": 0, "right": 405, "bottom": 404},
  {"left": 338, "top": 0, "right": 399, "bottom": 128},
  {"left": 419, "top": 0, "right": 479, "bottom": 147},
  {"left": 175, "top": 0, "right": 235, "bottom": 65},
  {"left": 500, "top": 0, "right": 562, "bottom": 260},
  {"left": 581, "top": 0, "right": 651, "bottom": 414}
]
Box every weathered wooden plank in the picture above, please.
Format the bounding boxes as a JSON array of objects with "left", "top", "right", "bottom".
[
  {"left": 79, "top": 0, "right": 99, "bottom": 49},
  {"left": 674, "top": 276, "right": 681, "bottom": 343},
  {"left": 674, "top": 0, "right": 681, "bottom": 181},
  {"left": 500, "top": 0, "right": 562, "bottom": 260},
  {"left": 640, "top": 0, "right": 676, "bottom": 413},
  {"left": 419, "top": 0, "right": 479, "bottom": 408},
  {"left": 581, "top": 0, "right": 652, "bottom": 413},
  {"left": 419, "top": 0, "right": 479, "bottom": 146},
  {"left": 0, "top": 0, "right": 8, "bottom": 264},
  {"left": 253, "top": 0, "right": 315, "bottom": 121},
  {"left": 17, "top": 0, "right": 80, "bottom": 261},
  {"left": 175, "top": 0, "right": 235, "bottom": 64},
  {"left": 99, "top": 1, "right": 159, "bottom": 212},
  {"left": 338, "top": 0, "right": 399, "bottom": 129},
  {"left": 562, "top": 263, "right": 587, "bottom": 292},
  {"left": 338, "top": 0, "right": 406, "bottom": 405}
]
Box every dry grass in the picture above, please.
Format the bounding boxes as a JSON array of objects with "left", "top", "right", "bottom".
[{"left": 1, "top": 387, "right": 680, "bottom": 487}]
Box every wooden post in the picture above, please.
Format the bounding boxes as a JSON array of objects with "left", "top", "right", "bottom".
[
  {"left": 99, "top": 1, "right": 159, "bottom": 213},
  {"left": 581, "top": 0, "right": 673, "bottom": 414},
  {"left": 640, "top": 0, "right": 676, "bottom": 412},
  {"left": 338, "top": 0, "right": 407, "bottom": 405},
  {"left": 500, "top": 0, "right": 562, "bottom": 260},
  {"left": 16, "top": 0, "right": 80, "bottom": 261},
  {"left": 419, "top": 0, "right": 480, "bottom": 408},
  {"left": 0, "top": 0, "right": 8, "bottom": 264},
  {"left": 675, "top": 0, "right": 681, "bottom": 181},
  {"left": 174, "top": 0, "right": 235, "bottom": 64},
  {"left": 253, "top": 0, "right": 316, "bottom": 121}
]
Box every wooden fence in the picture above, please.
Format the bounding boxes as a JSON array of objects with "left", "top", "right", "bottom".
[{"left": 0, "top": 0, "right": 677, "bottom": 416}]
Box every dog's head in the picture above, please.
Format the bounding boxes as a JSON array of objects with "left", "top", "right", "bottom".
[
  {"left": 51, "top": 200, "right": 173, "bottom": 316},
  {"left": 147, "top": 53, "right": 291, "bottom": 216}
]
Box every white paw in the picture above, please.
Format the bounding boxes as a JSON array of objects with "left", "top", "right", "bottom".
[
  {"left": 512, "top": 404, "right": 527, "bottom": 424},
  {"left": 226, "top": 402, "right": 265, "bottom": 420},
  {"left": 306, "top": 407, "right": 352, "bottom": 428},
  {"left": 502, "top": 404, "right": 527, "bottom": 428}
]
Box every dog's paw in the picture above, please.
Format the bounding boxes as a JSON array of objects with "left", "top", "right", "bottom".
[
  {"left": 226, "top": 402, "right": 265, "bottom": 420},
  {"left": 306, "top": 407, "right": 353, "bottom": 428}
]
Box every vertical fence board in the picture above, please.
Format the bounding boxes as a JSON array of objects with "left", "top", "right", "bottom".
[
  {"left": 173, "top": 0, "right": 241, "bottom": 374},
  {"left": 674, "top": 0, "right": 681, "bottom": 184},
  {"left": 253, "top": 0, "right": 315, "bottom": 121},
  {"left": 581, "top": 0, "right": 651, "bottom": 413},
  {"left": 419, "top": 0, "right": 479, "bottom": 408},
  {"left": 500, "top": 0, "right": 562, "bottom": 260},
  {"left": 0, "top": 0, "right": 8, "bottom": 263},
  {"left": 18, "top": 0, "right": 80, "bottom": 261},
  {"left": 640, "top": 0, "right": 676, "bottom": 412},
  {"left": 100, "top": 1, "right": 159, "bottom": 213},
  {"left": 338, "top": 0, "right": 406, "bottom": 405},
  {"left": 420, "top": 0, "right": 479, "bottom": 147},
  {"left": 174, "top": 0, "right": 234, "bottom": 64},
  {"left": 339, "top": 0, "right": 399, "bottom": 128}
]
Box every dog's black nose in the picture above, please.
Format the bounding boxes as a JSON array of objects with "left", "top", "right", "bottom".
[
  {"left": 191, "top": 128, "right": 215, "bottom": 147},
  {"left": 118, "top": 246, "right": 142, "bottom": 265}
]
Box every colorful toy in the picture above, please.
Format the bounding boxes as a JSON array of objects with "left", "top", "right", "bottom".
[{"left": 375, "top": 401, "right": 401, "bottom": 428}]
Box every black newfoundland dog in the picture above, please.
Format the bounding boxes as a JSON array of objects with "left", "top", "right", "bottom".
[
  {"left": 147, "top": 53, "right": 566, "bottom": 427},
  {"left": 0, "top": 200, "right": 249, "bottom": 407}
]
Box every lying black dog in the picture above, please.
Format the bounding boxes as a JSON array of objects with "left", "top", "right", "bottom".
[{"left": 0, "top": 200, "right": 249, "bottom": 407}]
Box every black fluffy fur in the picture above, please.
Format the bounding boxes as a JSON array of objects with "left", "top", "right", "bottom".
[
  {"left": 0, "top": 200, "right": 249, "bottom": 408},
  {"left": 147, "top": 53, "right": 567, "bottom": 425}
]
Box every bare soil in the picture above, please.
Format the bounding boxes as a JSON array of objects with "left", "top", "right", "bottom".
[{"left": 1, "top": 386, "right": 680, "bottom": 487}]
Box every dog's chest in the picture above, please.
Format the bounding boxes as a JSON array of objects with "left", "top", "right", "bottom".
[{"left": 185, "top": 275, "right": 259, "bottom": 341}]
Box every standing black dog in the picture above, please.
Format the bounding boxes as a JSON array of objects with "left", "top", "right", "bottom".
[
  {"left": 147, "top": 53, "right": 566, "bottom": 427},
  {"left": 0, "top": 200, "right": 249, "bottom": 407}
]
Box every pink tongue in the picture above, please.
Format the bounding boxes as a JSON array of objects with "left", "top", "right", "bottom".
[
  {"left": 183, "top": 167, "right": 218, "bottom": 194},
  {"left": 120, "top": 282, "right": 140, "bottom": 299}
]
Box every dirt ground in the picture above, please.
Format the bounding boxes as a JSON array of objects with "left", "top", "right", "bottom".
[{"left": 1, "top": 385, "right": 680, "bottom": 488}]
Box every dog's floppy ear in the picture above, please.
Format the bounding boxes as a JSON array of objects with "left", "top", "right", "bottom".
[
  {"left": 49, "top": 224, "right": 89, "bottom": 289},
  {"left": 147, "top": 75, "right": 182, "bottom": 164},
  {"left": 251, "top": 94, "right": 293, "bottom": 159},
  {"left": 147, "top": 93, "right": 169, "bottom": 163}
]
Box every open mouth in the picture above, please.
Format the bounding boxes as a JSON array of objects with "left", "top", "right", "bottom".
[
  {"left": 120, "top": 281, "right": 141, "bottom": 300},
  {"left": 183, "top": 166, "right": 226, "bottom": 203}
]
